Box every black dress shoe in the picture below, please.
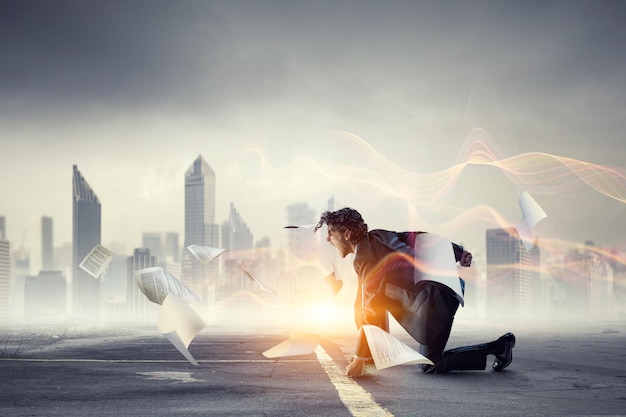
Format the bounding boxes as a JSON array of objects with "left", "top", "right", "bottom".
[{"left": 492, "top": 333, "right": 516, "bottom": 371}]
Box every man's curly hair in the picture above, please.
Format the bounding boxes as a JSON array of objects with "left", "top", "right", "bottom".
[{"left": 314, "top": 207, "right": 368, "bottom": 244}]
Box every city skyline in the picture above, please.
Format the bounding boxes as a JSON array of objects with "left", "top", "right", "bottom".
[{"left": 1, "top": 1, "right": 625, "bottom": 274}]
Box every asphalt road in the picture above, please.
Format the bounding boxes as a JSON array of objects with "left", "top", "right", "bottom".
[{"left": 1, "top": 320, "right": 625, "bottom": 417}]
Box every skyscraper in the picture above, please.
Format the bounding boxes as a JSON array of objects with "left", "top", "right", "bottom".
[
  {"left": 41, "top": 216, "right": 53, "bottom": 270},
  {"left": 485, "top": 228, "right": 539, "bottom": 321},
  {"left": 0, "top": 216, "right": 5, "bottom": 239},
  {"left": 0, "top": 237, "right": 10, "bottom": 321},
  {"left": 72, "top": 165, "right": 102, "bottom": 319},
  {"left": 182, "top": 155, "right": 219, "bottom": 299}
]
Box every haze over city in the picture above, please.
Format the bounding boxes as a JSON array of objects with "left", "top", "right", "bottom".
[{"left": 1, "top": 0, "right": 625, "bottom": 275}]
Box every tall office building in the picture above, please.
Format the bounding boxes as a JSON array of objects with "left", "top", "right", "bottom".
[
  {"left": 0, "top": 238, "right": 10, "bottom": 322},
  {"left": 182, "top": 155, "right": 219, "bottom": 299},
  {"left": 0, "top": 216, "right": 5, "bottom": 239},
  {"left": 72, "top": 165, "right": 102, "bottom": 319},
  {"left": 485, "top": 228, "right": 540, "bottom": 321},
  {"left": 41, "top": 216, "right": 53, "bottom": 270}
]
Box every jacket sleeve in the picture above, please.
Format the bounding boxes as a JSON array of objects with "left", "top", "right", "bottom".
[{"left": 353, "top": 257, "right": 389, "bottom": 359}]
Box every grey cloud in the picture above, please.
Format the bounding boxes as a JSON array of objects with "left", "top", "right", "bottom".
[{"left": 1, "top": 0, "right": 625, "bottom": 134}]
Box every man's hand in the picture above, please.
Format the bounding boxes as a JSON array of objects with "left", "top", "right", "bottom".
[
  {"left": 346, "top": 357, "right": 365, "bottom": 378},
  {"left": 460, "top": 250, "right": 473, "bottom": 267}
]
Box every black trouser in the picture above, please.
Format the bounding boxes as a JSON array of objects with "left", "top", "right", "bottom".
[{"left": 416, "top": 282, "right": 489, "bottom": 374}]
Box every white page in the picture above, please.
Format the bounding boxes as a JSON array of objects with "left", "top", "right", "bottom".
[
  {"left": 263, "top": 333, "right": 320, "bottom": 358},
  {"left": 413, "top": 233, "right": 464, "bottom": 306},
  {"left": 186, "top": 245, "right": 228, "bottom": 264},
  {"left": 240, "top": 267, "right": 274, "bottom": 293},
  {"left": 135, "top": 266, "right": 201, "bottom": 305},
  {"left": 516, "top": 191, "right": 547, "bottom": 251},
  {"left": 157, "top": 293, "right": 206, "bottom": 366},
  {"left": 79, "top": 244, "right": 114, "bottom": 279},
  {"left": 362, "top": 325, "right": 433, "bottom": 370}
]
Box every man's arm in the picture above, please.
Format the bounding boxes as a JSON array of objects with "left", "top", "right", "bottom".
[{"left": 353, "top": 260, "right": 388, "bottom": 358}]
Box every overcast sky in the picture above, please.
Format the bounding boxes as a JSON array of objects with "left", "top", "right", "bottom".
[{"left": 1, "top": 0, "right": 625, "bottom": 272}]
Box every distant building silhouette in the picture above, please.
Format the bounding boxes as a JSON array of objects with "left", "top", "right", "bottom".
[
  {"left": 41, "top": 216, "right": 53, "bottom": 270},
  {"left": 286, "top": 202, "right": 318, "bottom": 262},
  {"left": 0, "top": 238, "right": 10, "bottom": 322},
  {"left": 142, "top": 232, "right": 164, "bottom": 261},
  {"left": 24, "top": 270, "right": 66, "bottom": 323},
  {"left": 164, "top": 232, "right": 180, "bottom": 263},
  {"left": 223, "top": 203, "right": 253, "bottom": 254},
  {"left": 221, "top": 203, "right": 254, "bottom": 293},
  {"left": 102, "top": 255, "right": 128, "bottom": 322},
  {"left": 10, "top": 248, "right": 30, "bottom": 323},
  {"left": 486, "top": 227, "right": 540, "bottom": 321},
  {"left": 0, "top": 216, "right": 5, "bottom": 239},
  {"left": 72, "top": 165, "right": 102, "bottom": 320},
  {"left": 126, "top": 248, "right": 157, "bottom": 322},
  {"left": 563, "top": 247, "right": 615, "bottom": 320},
  {"left": 182, "top": 155, "right": 219, "bottom": 301},
  {"left": 142, "top": 232, "right": 180, "bottom": 266}
]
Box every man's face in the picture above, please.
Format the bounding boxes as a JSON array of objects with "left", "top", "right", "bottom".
[{"left": 326, "top": 226, "right": 354, "bottom": 258}]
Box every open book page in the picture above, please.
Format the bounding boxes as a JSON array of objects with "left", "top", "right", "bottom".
[
  {"left": 79, "top": 244, "right": 114, "bottom": 279},
  {"left": 362, "top": 325, "right": 433, "bottom": 370},
  {"left": 186, "top": 245, "right": 227, "bottom": 264},
  {"left": 135, "top": 266, "right": 201, "bottom": 305}
]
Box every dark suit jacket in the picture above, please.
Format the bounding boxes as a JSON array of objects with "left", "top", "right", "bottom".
[{"left": 352, "top": 229, "right": 465, "bottom": 358}]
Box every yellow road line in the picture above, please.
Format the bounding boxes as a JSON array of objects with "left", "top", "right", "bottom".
[{"left": 315, "top": 345, "right": 394, "bottom": 417}]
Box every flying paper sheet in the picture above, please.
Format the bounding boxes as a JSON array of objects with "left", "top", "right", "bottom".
[
  {"left": 413, "top": 234, "right": 464, "bottom": 306},
  {"left": 157, "top": 293, "right": 206, "bottom": 366},
  {"left": 515, "top": 191, "right": 548, "bottom": 251},
  {"left": 186, "top": 245, "right": 228, "bottom": 264},
  {"left": 135, "top": 267, "right": 201, "bottom": 305},
  {"left": 262, "top": 333, "right": 320, "bottom": 358},
  {"left": 284, "top": 224, "right": 316, "bottom": 229},
  {"left": 240, "top": 267, "right": 274, "bottom": 293},
  {"left": 79, "top": 244, "right": 114, "bottom": 279},
  {"left": 362, "top": 325, "right": 433, "bottom": 370}
]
